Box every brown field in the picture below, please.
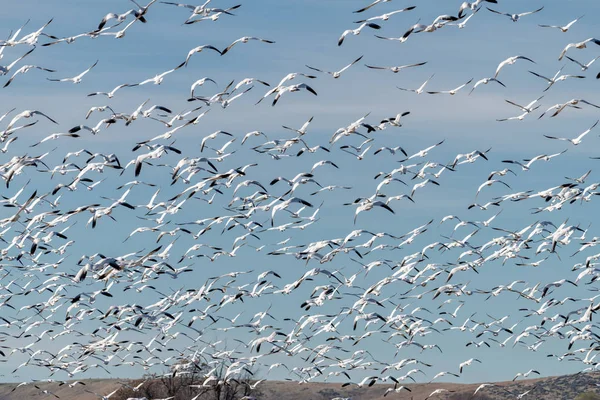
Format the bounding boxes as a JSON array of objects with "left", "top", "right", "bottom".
[{"left": 0, "top": 371, "right": 599, "bottom": 400}]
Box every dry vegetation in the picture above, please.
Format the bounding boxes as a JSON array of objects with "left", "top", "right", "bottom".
[{"left": 0, "top": 372, "right": 599, "bottom": 400}]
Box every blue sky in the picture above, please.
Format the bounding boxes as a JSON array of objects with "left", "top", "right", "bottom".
[{"left": 1, "top": 0, "right": 600, "bottom": 391}]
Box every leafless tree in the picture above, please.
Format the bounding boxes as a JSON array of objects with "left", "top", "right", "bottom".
[{"left": 113, "top": 359, "right": 260, "bottom": 400}]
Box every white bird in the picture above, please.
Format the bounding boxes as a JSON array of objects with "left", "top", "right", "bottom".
[
  {"left": 84, "top": 389, "right": 119, "bottom": 400},
  {"left": 201, "top": 130, "right": 233, "bottom": 152},
  {"left": 306, "top": 55, "right": 363, "bottom": 79},
  {"left": 232, "top": 77, "right": 270, "bottom": 93},
  {"left": 504, "top": 95, "right": 544, "bottom": 113},
  {"left": 354, "top": 7, "right": 416, "bottom": 23},
  {"left": 3, "top": 64, "right": 55, "bottom": 88},
  {"left": 487, "top": 6, "right": 544, "bottom": 22},
  {"left": 429, "top": 371, "right": 460, "bottom": 382},
  {"left": 183, "top": 44, "right": 221, "bottom": 66},
  {"left": 404, "top": 140, "right": 445, "bottom": 160},
  {"left": 400, "top": 20, "right": 449, "bottom": 40},
  {"left": 566, "top": 169, "right": 591, "bottom": 184},
  {"left": 551, "top": 98, "right": 600, "bottom": 117},
  {"left": 133, "top": 146, "right": 174, "bottom": 177},
  {"left": 88, "top": 83, "right": 138, "bottom": 98},
  {"left": 0, "top": 20, "right": 31, "bottom": 48},
  {"left": 380, "top": 111, "right": 411, "bottom": 128},
  {"left": 427, "top": 78, "right": 473, "bottom": 95},
  {"left": 221, "top": 86, "right": 252, "bottom": 108},
  {"left": 6, "top": 109, "right": 58, "bottom": 131},
  {"left": 311, "top": 160, "right": 338, "bottom": 173},
  {"left": 353, "top": 0, "right": 393, "bottom": 14},
  {"left": 97, "top": 18, "right": 138, "bottom": 39},
  {"left": 138, "top": 63, "right": 184, "bottom": 85},
  {"left": 516, "top": 386, "right": 538, "bottom": 399},
  {"left": 85, "top": 105, "right": 115, "bottom": 120},
  {"left": 184, "top": 6, "right": 240, "bottom": 24},
  {"left": 271, "top": 197, "right": 313, "bottom": 226},
  {"left": 365, "top": 61, "right": 427, "bottom": 73},
  {"left": 341, "top": 375, "right": 379, "bottom": 388},
  {"left": 457, "top": 0, "right": 497, "bottom": 18},
  {"left": 529, "top": 67, "right": 585, "bottom": 91},
  {"left": 338, "top": 22, "right": 381, "bottom": 46},
  {"left": 497, "top": 98, "right": 543, "bottom": 121},
  {"left": 0, "top": 136, "right": 18, "bottom": 153},
  {"left": 411, "top": 179, "right": 440, "bottom": 198},
  {"left": 311, "top": 185, "right": 352, "bottom": 196},
  {"left": 558, "top": 38, "right": 600, "bottom": 61},
  {"left": 451, "top": 11, "right": 478, "bottom": 29},
  {"left": 221, "top": 37, "right": 275, "bottom": 56},
  {"left": 383, "top": 385, "right": 412, "bottom": 397},
  {"left": 459, "top": 358, "right": 482, "bottom": 373},
  {"left": 130, "top": 0, "right": 158, "bottom": 24},
  {"left": 354, "top": 200, "right": 395, "bottom": 224},
  {"left": 283, "top": 116, "right": 314, "bottom": 136},
  {"left": 241, "top": 130, "right": 268, "bottom": 145},
  {"left": 425, "top": 388, "right": 455, "bottom": 399},
  {"left": 0, "top": 47, "right": 35, "bottom": 76},
  {"left": 47, "top": 60, "right": 98, "bottom": 83},
  {"left": 30, "top": 132, "right": 79, "bottom": 147},
  {"left": 495, "top": 55, "right": 535, "bottom": 78},
  {"left": 97, "top": 10, "right": 138, "bottom": 30},
  {"left": 341, "top": 144, "right": 372, "bottom": 161},
  {"left": 503, "top": 149, "right": 567, "bottom": 170},
  {"left": 469, "top": 77, "right": 505, "bottom": 95},
  {"left": 272, "top": 83, "right": 317, "bottom": 106},
  {"left": 68, "top": 118, "right": 116, "bottom": 136},
  {"left": 475, "top": 179, "right": 511, "bottom": 198},
  {"left": 34, "top": 386, "right": 60, "bottom": 399},
  {"left": 209, "top": 138, "right": 236, "bottom": 155},
  {"left": 189, "top": 77, "right": 217, "bottom": 97},
  {"left": 374, "top": 145, "right": 407, "bottom": 157},
  {"left": 544, "top": 120, "right": 599, "bottom": 145},
  {"left": 512, "top": 369, "right": 540, "bottom": 381},
  {"left": 541, "top": 279, "right": 577, "bottom": 297},
  {"left": 473, "top": 383, "right": 497, "bottom": 396},
  {"left": 487, "top": 168, "right": 515, "bottom": 181},
  {"left": 276, "top": 72, "right": 317, "bottom": 87},
  {"left": 160, "top": 0, "right": 218, "bottom": 21},
  {"left": 374, "top": 34, "right": 410, "bottom": 44},
  {"left": 16, "top": 18, "right": 54, "bottom": 46},
  {"left": 398, "top": 74, "right": 435, "bottom": 94},
  {"left": 565, "top": 55, "right": 600, "bottom": 71},
  {"left": 539, "top": 15, "right": 583, "bottom": 32}
]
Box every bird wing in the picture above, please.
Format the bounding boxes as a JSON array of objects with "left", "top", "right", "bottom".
[
  {"left": 519, "top": 6, "right": 543, "bottom": 17},
  {"left": 528, "top": 70, "right": 552, "bottom": 83},
  {"left": 220, "top": 39, "right": 241, "bottom": 55},
  {"left": 486, "top": 7, "right": 508, "bottom": 16},
  {"left": 338, "top": 55, "right": 363, "bottom": 74},
  {"left": 298, "top": 83, "right": 317, "bottom": 96},
  {"left": 402, "top": 61, "right": 428, "bottom": 69},
  {"left": 580, "top": 99, "right": 600, "bottom": 108},
  {"left": 305, "top": 65, "right": 325, "bottom": 73},
  {"left": 504, "top": 99, "right": 528, "bottom": 111},
  {"left": 353, "top": 0, "right": 380, "bottom": 13},
  {"left": 542, "top": 135, "right": 567, "bottom": 141},
  {"left": 558, "top": 43, "right": 574, "bottom": 60},
  {"left": 82, "top": 59, "right": 99, "bottom": 76},
  {"left": 564, "top": 16, "right": 582, "bottom": 29},
  {"left": 365, "top": 65, "right": 388, "bottom": 70}
]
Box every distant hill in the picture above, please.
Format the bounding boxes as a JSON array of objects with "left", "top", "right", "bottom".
[
  {"left": 257, "top": 372, "right": 600, "bottom": 400},
  {"left": 0, "top": 372, "right": 598, "bottom": 400}
]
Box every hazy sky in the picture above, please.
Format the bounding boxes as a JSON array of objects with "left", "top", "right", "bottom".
[{"left": 0, "top": 0, "right": 600, "bottom": 390}]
